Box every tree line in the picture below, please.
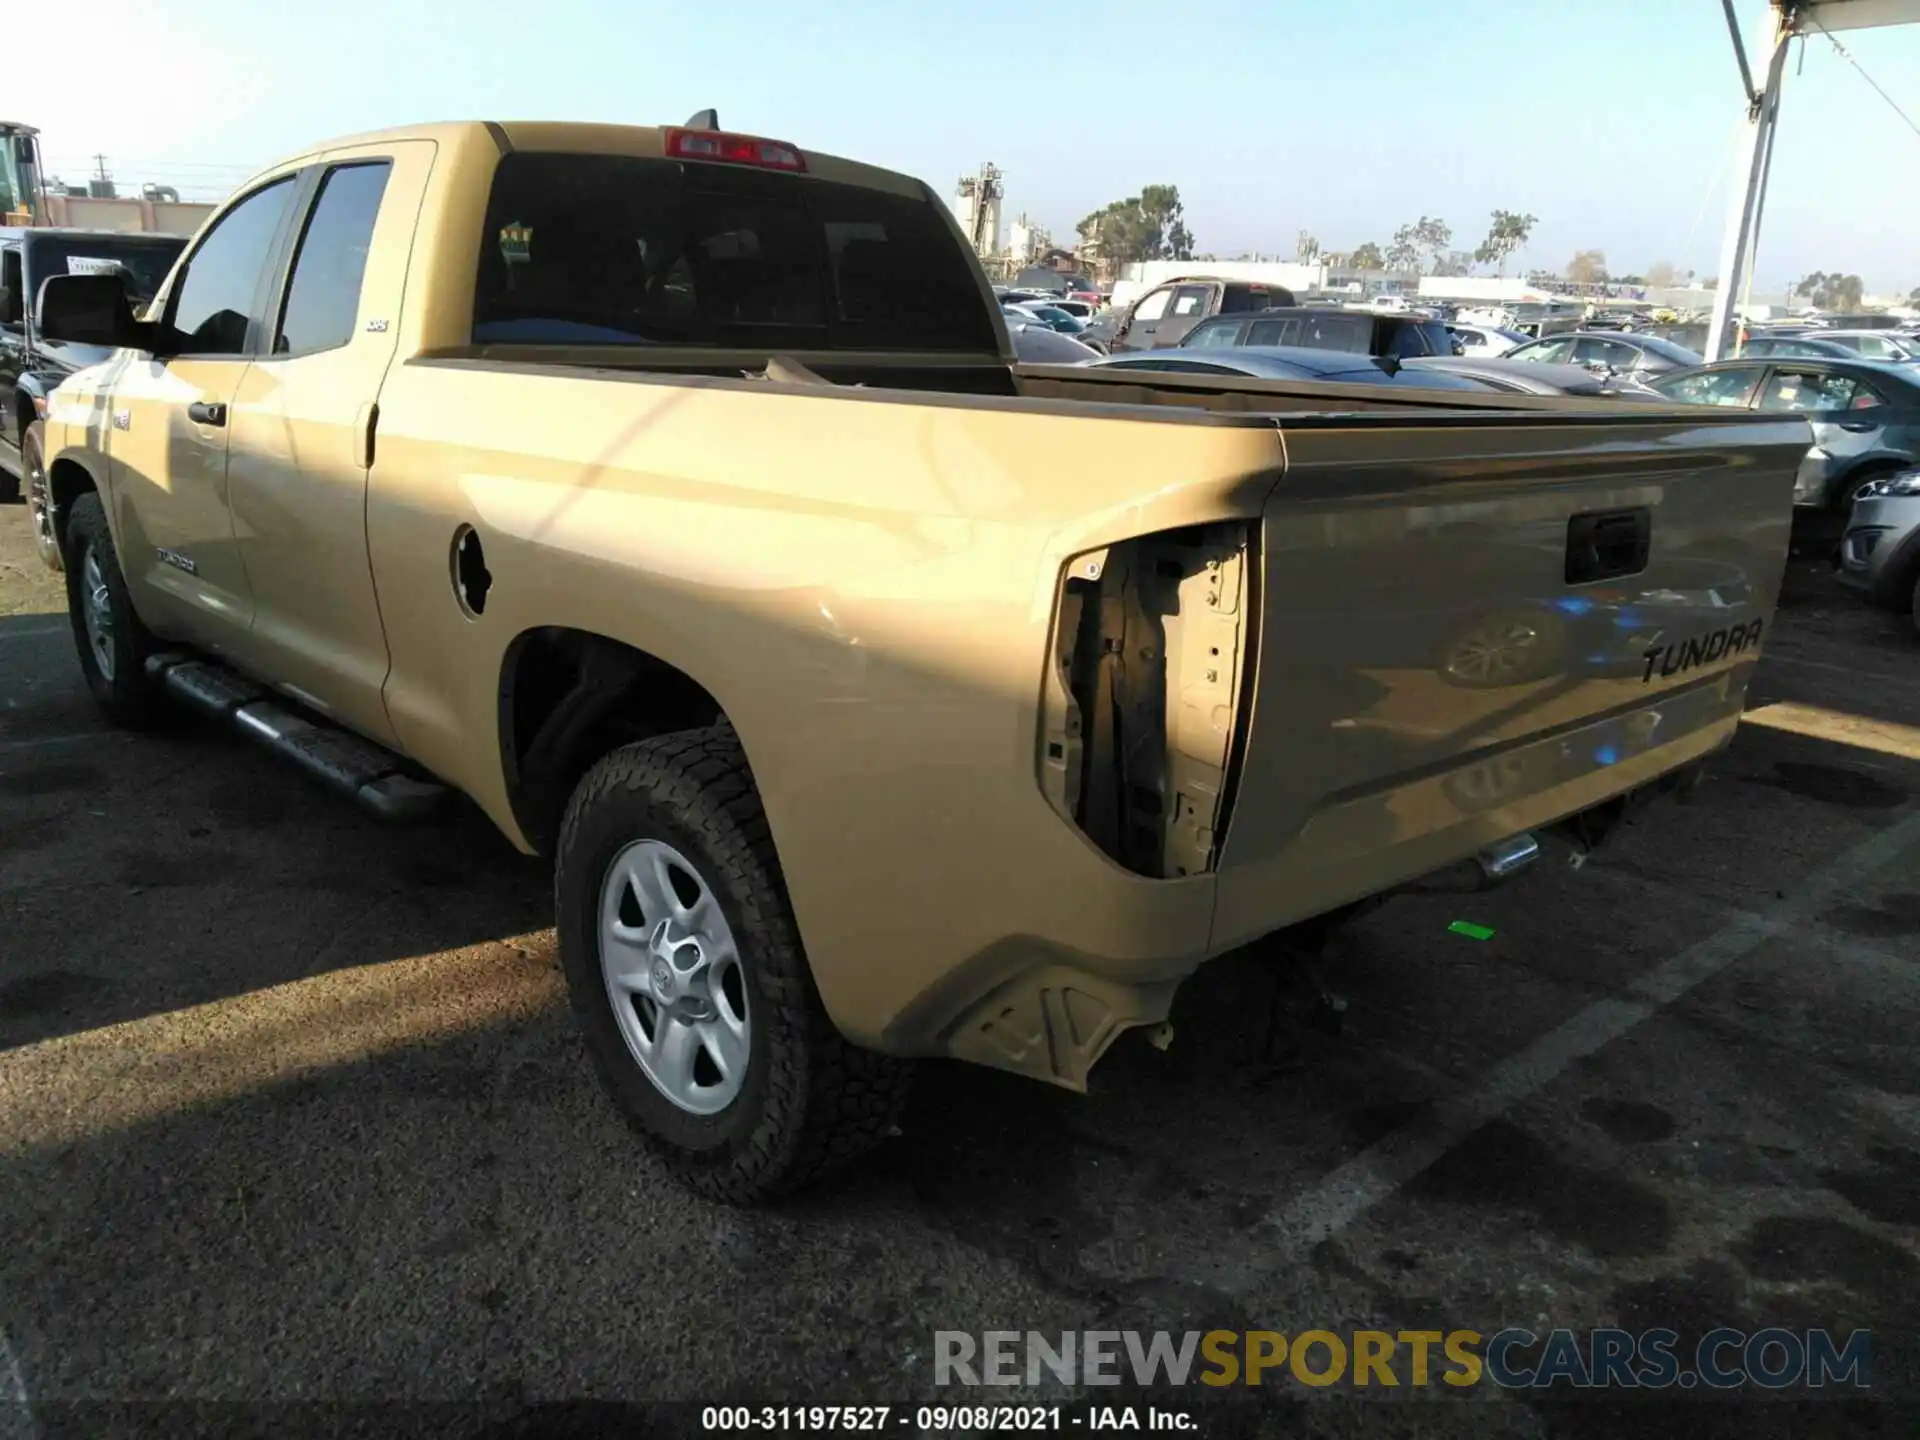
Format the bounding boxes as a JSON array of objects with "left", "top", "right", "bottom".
[{"left": 1076, "top": 190, "right": 1906, "bottom": 306}]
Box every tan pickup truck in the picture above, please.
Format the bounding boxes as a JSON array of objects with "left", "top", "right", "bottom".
[{"left": 33, "top": 117, "right": 1808, "bottom": 1200}]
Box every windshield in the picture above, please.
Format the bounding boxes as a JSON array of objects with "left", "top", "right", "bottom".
[
  {"left": 30, "top": 235, "right": 185, "bottom": 305},
  {"left": 473, "top": 152, "right": 998, "bottom": 353}
]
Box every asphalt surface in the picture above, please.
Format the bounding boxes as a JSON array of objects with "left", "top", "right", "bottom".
[{"left": 3, "top": 495, "right": 1920, "bottom": 1439}]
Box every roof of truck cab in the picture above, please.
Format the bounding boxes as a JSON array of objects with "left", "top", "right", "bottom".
[{"left": 255, "top": 120, "right": 928, "bottom": 198}]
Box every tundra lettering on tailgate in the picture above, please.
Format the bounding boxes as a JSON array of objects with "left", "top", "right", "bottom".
[{"left": 1641, "top": 618, "right": 1764, "bottom": 684}]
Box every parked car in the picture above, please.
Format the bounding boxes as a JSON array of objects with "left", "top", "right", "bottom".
[
  {"left": 1647, "top": 358, "right": 1920, "bottom": 511},
  {"left": 32, "top": 116, "right": 1805, "bottom": 1201},
  {"left": 1046, "top": 299, "right": 1095, "bottom": 321},
  {"left": 1006, "top": 321, "right": 1103, "bottom": 363},
  {"left": 1108, "top": 275, "right": 1297, "bottom": 352},
  {"left": 0, "top": 227, "right": 188, "bottom": 545},
  {"left": 1504, "top": 331, "right": 1703, "bottom": 381},
  {"left": 1446, "top": 323, "right": 1528, "bottom": 357},
  {"left": 1405, "top": 356, "right": 1664, "bottom": 399},
  {"left": 1814, "top": 330, "right": 1919, "bottom": 364},
  {"left": 1008, "top": 302, "right": 1090, "bottom": 336},
  {"left": 1733, "top": 336, "right": 1857, "bottom": 360},
  {"left": 1082, "top": 345, "right": 1497, "bottom": 390},
  {"left": 1836, "top": 467, "right": 1920, "bottom": 623},
  {"left": 1178, "top": 308, "right": 1459, "bottom": 359}
]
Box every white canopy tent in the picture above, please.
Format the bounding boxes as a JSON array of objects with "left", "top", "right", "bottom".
[{"left": 1705, "top": 0, "right": 1920, "bottom": 359}]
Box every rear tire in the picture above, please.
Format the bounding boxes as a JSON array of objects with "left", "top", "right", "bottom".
[
  {"left": 555, "top": 726, "right": 912, "bottom": 1203},
  {"left": 63, "top": 492, "right": 168, "bottom": 728}
]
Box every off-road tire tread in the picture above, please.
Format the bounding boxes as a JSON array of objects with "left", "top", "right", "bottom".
[
  {"left": 557, "top": 726, "right": 911, "bottom": 1202},
  {"left": 63, "top": 492, "right": 167, "bottom": 728}
]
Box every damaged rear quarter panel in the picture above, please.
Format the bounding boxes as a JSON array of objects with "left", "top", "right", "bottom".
[{"left": 367, "top": 363, "right": 1286, "bottom": 1059}]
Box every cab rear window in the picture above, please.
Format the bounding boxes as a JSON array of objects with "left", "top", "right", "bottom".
[{"left": 472, "top": 152, "right": 997, "bottom": 352}]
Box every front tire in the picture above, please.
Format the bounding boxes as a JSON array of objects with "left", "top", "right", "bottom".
[
  {"left": 555, "top": 727, "right": 912, "bottom": 1202},
  {"left": 63, "top": 491, "right": 167, "bottom": 728}
]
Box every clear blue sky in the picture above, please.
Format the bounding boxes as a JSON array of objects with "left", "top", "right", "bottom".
[{"left": 19, "top": 0, "right": 1920, "bottom": 296}]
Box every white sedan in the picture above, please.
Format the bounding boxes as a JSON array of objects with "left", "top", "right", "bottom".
[{"left": 1447, "top": 323, "right": 1529, "bottom": 357}]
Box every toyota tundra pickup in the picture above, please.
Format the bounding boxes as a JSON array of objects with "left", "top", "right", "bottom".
[{"left": 31, "top": 117, "right": 1808, "bottom": 1201}]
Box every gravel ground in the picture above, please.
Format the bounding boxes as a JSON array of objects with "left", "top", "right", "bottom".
[{"left": 2, "top": 494, "right": 1918, "bottom": 1439}]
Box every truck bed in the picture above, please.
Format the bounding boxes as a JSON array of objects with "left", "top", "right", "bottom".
[{"left": 372, "top": 350, "right": 1805, "bottom": 1080}]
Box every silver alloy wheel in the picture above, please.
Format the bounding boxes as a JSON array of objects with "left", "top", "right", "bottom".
[
  {"left": 25, "top": 447, "right": 58, "bottom": 570},
  {"left": 598, "top": 838, "right": 750, "bottom": 1116},
  {"left": 81, "top": 546, "right": 115, "bottom": 682},
  {"left": 1444, "top": 618, "right": 1544, "bottom": 685}
]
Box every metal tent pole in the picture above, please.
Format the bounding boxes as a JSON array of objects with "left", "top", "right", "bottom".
[{"left": 1705, "top": 4, "right": 1795, "bottom": 360}]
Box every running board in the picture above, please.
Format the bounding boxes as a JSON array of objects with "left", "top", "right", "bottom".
[{"left": 145, "top": 654, "right": 448, "bottom": 822}]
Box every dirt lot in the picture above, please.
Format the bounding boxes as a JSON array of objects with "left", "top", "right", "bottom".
[{"left": 2, "top": 495, "right": 1919, "bottom": 1438}]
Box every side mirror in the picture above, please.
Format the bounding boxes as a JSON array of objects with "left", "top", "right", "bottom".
[{"left": 35, "top": 273, "right": 156, "bottom": 351}]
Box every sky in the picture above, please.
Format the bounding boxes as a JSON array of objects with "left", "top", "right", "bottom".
[{"left": 14, "top": 0, "right": 1920, "bottom": 297}]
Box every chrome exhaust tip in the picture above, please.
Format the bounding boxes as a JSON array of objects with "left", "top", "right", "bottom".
[{"left": 1476, "top": 832, "right": 1541, "bottom": 885}]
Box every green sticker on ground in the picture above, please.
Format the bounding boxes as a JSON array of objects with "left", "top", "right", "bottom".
[{"left": 1448, "top": 920, "right": 1496, "bottom": 940}]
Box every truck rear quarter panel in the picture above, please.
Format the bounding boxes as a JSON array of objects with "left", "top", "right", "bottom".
[{"left": 366, "top": 363, "right": 1285, "bottom": 1059}]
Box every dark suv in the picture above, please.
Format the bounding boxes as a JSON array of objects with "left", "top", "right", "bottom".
[
  {"left": 1, "top": 227, "right": 186, "bottom": 542},
  {"left": 1108, "top": 276, "right": 1297, "bottom": 352},
  {"left": 1178, "top": 307, "right": 1459, "bottom": 360}
]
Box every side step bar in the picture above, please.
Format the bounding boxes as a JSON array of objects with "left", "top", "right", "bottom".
[{"left": 145, "top": 654, "right": 448, "bottom": 822}]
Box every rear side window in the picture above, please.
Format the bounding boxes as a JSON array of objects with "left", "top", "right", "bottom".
[
  {"left": 1759, "top": 370, "right": 1879, "bottom": 413},
  {"left": 1220, "top": 284, "right": 1291, "bottom": 314},
  {"left": 1285, "top": 313, "right": 1372, "bottom": 354},
  {"left": 473, "top": 153, "right": 996, "bottom": 352},
  {"left": 1385, "top": 321, "right": 1451, "bottom": 358},
  {"left": 1169, "top": 285, "right": 1211, "bottom": 317},
  {"left": 275, "top": 162, "right": 391, "bottom": 356},
  {"left": 1184, "top": 320, "right": 1241, "bottom": 349},
  {"left": 1245, "top": 317, "right": 1300, "bottom": 346}
]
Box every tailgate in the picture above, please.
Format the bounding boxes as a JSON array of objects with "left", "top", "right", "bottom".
[{"left": 1210, "top": 410, "right": 1809, "bottom": 950}]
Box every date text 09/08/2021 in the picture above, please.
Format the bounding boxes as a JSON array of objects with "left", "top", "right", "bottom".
[{"left": 701, "top": 1406, "right": 1192, "bottom": 1431}]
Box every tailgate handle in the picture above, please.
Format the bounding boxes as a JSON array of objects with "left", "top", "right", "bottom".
[{"left": 1565, "top": 507, "right": 1650, "bottom": 584}]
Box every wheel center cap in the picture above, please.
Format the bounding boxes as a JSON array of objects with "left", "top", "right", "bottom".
[{"left": 650, "top": 958, "right": 676, "bottom": 1000}]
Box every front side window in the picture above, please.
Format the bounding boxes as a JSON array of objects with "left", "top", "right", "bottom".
[
  {"left": 472, "top": 153, "right": 996, "bottom": 352},
  {"left": 1131, "top": 288, "right": 1173, "bottom": 322},
  {"left": 1512, "top": 337, "right": 1575, "bottom": 364},
  {"left": 168, "top": 177, "right": 298, "bottom": 356},
  {"left": 275, "top": 162, "right": 391, "bottom": 356}
]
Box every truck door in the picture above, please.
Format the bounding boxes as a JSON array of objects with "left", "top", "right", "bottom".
[
  {"left": 1114, "top": 285, "right": 1175, "bottom": 351},
  {"left": 223, "top": 141, "right": 434, "bottom": 746},
  {"left": 104, "top": 175, "right": 302, "bottom": 650},
  {"left": 1153, "top": 284, "right": 1216, "bottom": 348}
]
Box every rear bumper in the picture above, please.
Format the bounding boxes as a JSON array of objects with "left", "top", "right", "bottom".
[{"left": 910, "top": 673, "right": 1743, "bottom": 1091}]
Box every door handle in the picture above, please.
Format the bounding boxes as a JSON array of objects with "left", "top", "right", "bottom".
[
  {"left": 1837, "top": 419, "right": 1876, "bottom": 432},
  {"left": 1566, "top": 506, "right": 1651, "bottom": 584},
  {"left": 187, "top": 401, "right": 227, "bottom": 427}
]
